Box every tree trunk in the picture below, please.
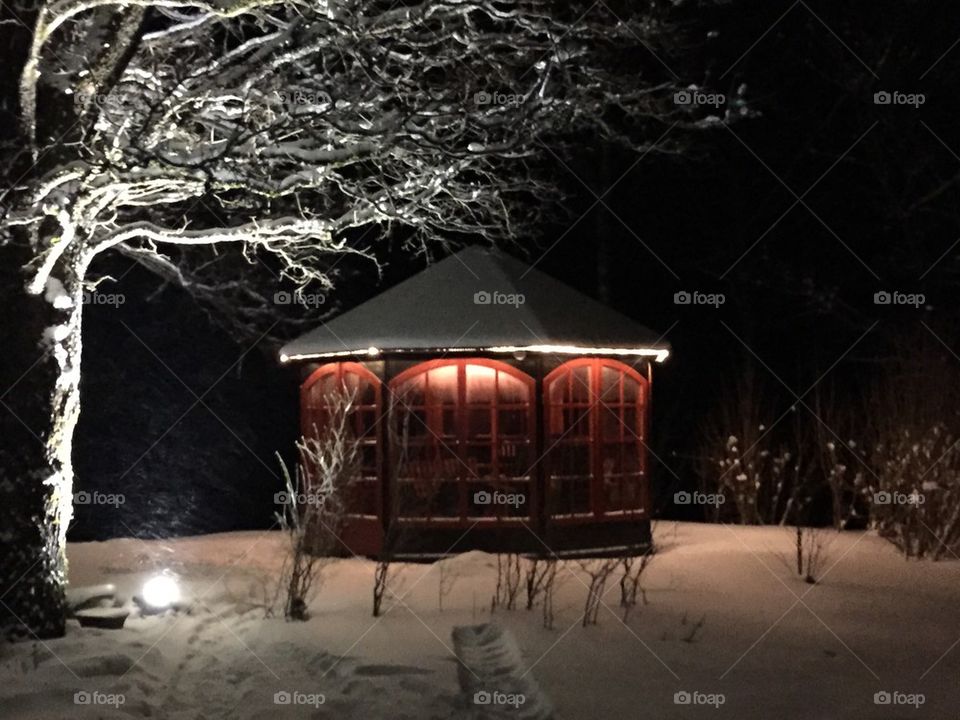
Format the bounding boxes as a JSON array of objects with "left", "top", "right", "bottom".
[{"left": 0, "top": 242, "right": 87, "bottom": 639}]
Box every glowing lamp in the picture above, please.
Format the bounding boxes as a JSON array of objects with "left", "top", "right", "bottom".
[{"left": 142, "top": 575, "right": 180, "bottom": 610}]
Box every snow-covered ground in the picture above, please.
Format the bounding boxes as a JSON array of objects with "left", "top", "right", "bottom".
[{"left": 2, "top": 522, "right": 958, "bottom": 719}]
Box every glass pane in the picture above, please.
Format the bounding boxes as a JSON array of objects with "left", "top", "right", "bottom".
[
  {"left": 548, "top": 443, "right": 590, "bottom": 478},
  {"left": 601, "top": 405, "right": 623, "bottom": 441},
  {"left": 360, "top": 444, "right": 378, "bottom": 474},
  {"left": 604, "top": 478, "right": 624, "bottom": 512},
  {"left": 464, "top": 363, "right": 496, "bottom": 403},
  {"left": 548, "top": 375, "right": 568, "bottom": 404},
  {"left": 548, "top": 478, "right": 590, "bottom": 515},
  {"left": 468, "top": 408, "right": 492, "bottom": 437},
  {"left": 601, "top": 443, "right": 622, "bottom": 475},
  {"left": 360, "top": 380, "right": 377, "bottom": 406},
  {"left": 320, "top": 374, "right": 336, "bottom": 395},
  {"left": 403, "top": 409, "right": 429, "bottom": 438},
  {"left": 426, "top": 364, "right": 458, "bottom": 405},
  {"left": 562, "top": 407, "right": 590, "bottom": 439},
  {"left": 342, "top": 372, "right": 360, "bottom": 395},
  {"left": 498, "top": 408, "right": 527, "bottom": 437},
  {"left": 609, "top": 476, "right": 643, "bottom": 511},
  {"left": 347, "top": 480, "right": 377, "bottom": 515},
  {"left": 396, "top": 374, "right": 425, "bottom": 406},
  {"left": 498, "top": 371, "right": 528, "bottom": 403},
  {"left": 464, "top": 443, "right": 492, "bottom": 471},
  {"left": 570, "top": 367, "right": 591, "bottom": 402},
  {"left": 302, "top": 409, "right": 328, "bottom": 437},
  {"left": 397, "top": 479, "right": 458, "bottom": 518},
  {"left": 498, "top": 440, "right": 531, "bottom": 479},
  {"left": 441, "top": 408, "right": 457, "bottom": 438},
  {"left": 600, "top": 365, "right": 621, "bottom": 402}
]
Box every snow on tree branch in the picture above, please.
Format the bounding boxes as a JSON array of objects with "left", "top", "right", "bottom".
[{"left": 11, "top": 0, "right": 702, "bottom": 306}]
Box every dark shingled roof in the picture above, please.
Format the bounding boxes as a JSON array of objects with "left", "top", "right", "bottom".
[{"left": 279, "top": 246, "right": 671, "bottom": 362}]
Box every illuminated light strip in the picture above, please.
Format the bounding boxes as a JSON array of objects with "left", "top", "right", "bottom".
[{"left": 280, "top": 345, "right": 670, "bottom": 364}]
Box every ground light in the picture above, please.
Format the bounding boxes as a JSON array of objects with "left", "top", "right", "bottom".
[{"left": 141, "top": 574, "right": 180, "bottom": 610}]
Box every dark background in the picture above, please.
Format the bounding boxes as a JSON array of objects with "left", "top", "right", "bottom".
[{"left": 65, "top": 0, "right": 960, "bottom": 539}]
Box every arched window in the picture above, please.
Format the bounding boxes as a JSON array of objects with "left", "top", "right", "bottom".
[
  {"left": 301, "top": 363, "right": 382, "bottom": 517},
  {"left": 544, "top": 359, "right": 648, "bottom": 519},
  {"left": 389, "top": 359, "right": 535, "bottom": 522}
]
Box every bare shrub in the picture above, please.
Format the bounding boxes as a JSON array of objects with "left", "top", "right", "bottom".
[
  {"left": 867, "top": 336, "right": 960, "bottom": 559},
  {"left": 372, "top": 559, "right": 395, "bottom": 617},
  {"left": 618, "top": 547, "right": 656, "bottom": 622},
  {"left": 699, "top": 368, "right": 811, "bottom": 525},
  {"left": 680, "top": 613, "right": 706, "bottom": 643},
  {"left": 373, "top": 387, "right": 416, "bottom": 617},
  {"left": 491, "top": 553, "right": 523, "bottom": 612},
  {"left": 272, "top": 391, "right": 357, "bottom": 620},
  {"left": 579, "top": 558, "right": 619, "bottom": 627},
  {"left": 793, "top": 525, "right": 833, "bottom": 584},
  {"left": 541, "top": 561, "right": 560, "bottom": 630},
  {"left": 525, "top": 558, "right": 555, "bottom": 611},
  {"left": 870, "top": 424, "right": 960, "bottom": 559},
  {"left": 438, "top": 560, "right": 458, "bottom": 612},
  {"left": 809, "top": 387, "right": 869, "bottom": 529}
]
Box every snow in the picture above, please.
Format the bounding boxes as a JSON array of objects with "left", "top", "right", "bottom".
[
  {"left": 43, "top": 276, "right": 73, "bottom": 309},
  {"left": 1, "top": 523, "right": 958, "bottom": 718}
]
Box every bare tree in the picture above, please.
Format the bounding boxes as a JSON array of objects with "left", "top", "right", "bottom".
[{"left": 0, "top": 0, "right": 719, "bottom": 636}]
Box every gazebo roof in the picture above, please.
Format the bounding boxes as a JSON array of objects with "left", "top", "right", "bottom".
[{"left": 279, "top": 246, "right": 670, "bottom": 363}]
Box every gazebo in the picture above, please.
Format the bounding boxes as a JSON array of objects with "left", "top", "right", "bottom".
[{"left": 279, "top": 246, "right": 670, "bottom": 557}]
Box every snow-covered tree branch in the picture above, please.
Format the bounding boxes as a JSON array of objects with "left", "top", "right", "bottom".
[{"left": 0, "top": 0, "right": 721, "bottom": 637}]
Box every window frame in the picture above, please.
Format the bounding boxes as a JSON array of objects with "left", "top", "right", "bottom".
[
  {"left": 301, "top": 362, "right": 383, "bottom": 519},
  {"left": 543, "top": 358, "right": 649, "bottom": 522},
  {"left": 388, "top": 358, "right": 536, "bottom": 524}
]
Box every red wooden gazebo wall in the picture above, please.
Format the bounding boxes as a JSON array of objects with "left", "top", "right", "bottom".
[{"left": 299, "top": 355, "right": 651, "bottom": 556}]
